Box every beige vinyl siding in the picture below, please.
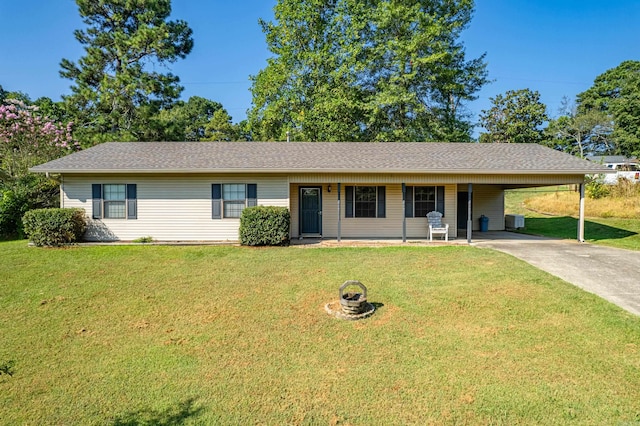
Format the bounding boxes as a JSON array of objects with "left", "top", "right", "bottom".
[
  {"left": 405, "top": 184, "right": 456, "bottom": 238},
  {"left": 62, "top": 174, "right": 289, "bottom": 241},
  {"left": 467, "top": 185, "right": 505, "bottom": 231},
  {"left": 291, "top": 183, "right": 455, "bottom": 239}
]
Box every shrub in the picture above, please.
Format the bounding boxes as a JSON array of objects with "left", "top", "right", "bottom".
[
  {"left": 585, "top": 176, "right": 610, "bottom": 199},
  {"left": 22, "top": 208, "right": 87, "bottom": 247},
  {"left": 0, "top": 174, "right": 59, "bottom": 238},
  {"left": 239, "top": 206, "right": 290, "bottom": 246},
  {"left": 133, "top": 236, "right": 153, "bottom": 243}
]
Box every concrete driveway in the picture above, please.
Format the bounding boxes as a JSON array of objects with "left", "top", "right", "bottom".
[{"left": 474, "top": 232, "right": 640, "bottom": 316}]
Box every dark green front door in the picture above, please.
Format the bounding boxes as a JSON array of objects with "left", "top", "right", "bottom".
[{"left": 300, "top": 187, "right": 322, "bottom": 234}]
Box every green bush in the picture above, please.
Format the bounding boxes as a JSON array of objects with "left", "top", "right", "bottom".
[
  {"left": 239, "top": 206, "right": 290, "bottom": 246},
  {"left": 22, "top": 208, "right": 87, "bottom": 247},
  {"left": 585, "top": 176, "right": 610, "bottom": 199},
  {"left": 0, "top": 175, "right": 59, "bottom": 238}
]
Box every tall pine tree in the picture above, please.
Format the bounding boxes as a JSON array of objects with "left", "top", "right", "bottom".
[{"left": 60, "top": 0, "right": 193, "bottom": 144}]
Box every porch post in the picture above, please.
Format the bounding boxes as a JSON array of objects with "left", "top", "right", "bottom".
[
  {"left": 578, "top": 182, "right": 585, "bottom": 243},
  {"left": 467, "top": 183, "right": 473, "bottom": 244},
  {"left": 402, "top": 183, "right": 407, "bottom": 242},
  {"left": 337, "top": 183, "right": 341, "bottom": 242}
]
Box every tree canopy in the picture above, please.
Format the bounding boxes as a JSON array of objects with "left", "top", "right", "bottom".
[
  {"left": 478, "top": 89, "right": 548, "bottom": 144},
  {"left": 544, "top": 98, "right": 614, "bottom": 158},
  {"left": 248, "top": 0, "right": 488, "bottom": 142},
  {"left": 577, "top": 60, "right": 640, "bottom": 157},
  {"left": 60, "top": 0, "right": 194, "bottom": 143}
]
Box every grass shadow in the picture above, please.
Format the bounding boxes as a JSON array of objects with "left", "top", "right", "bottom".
[
  {"left": 110, "top": 398, "right": 203, "bottom": 426},
  {"left": 519, "top": 216, "right": 637, "bottom": 241}
]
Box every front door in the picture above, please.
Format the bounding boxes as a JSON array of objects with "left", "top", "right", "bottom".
[{"left": 300, "top": 187, "right": 322, "bottom": 235}]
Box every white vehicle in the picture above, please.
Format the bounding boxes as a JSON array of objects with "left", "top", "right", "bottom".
[{"left": 602, "top": 162, "right": 640, "bottom": 185}]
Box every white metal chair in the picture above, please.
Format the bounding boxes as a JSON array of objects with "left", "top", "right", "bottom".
[{"left": 427, "top": 211, "right": 449, "bottom": 242}]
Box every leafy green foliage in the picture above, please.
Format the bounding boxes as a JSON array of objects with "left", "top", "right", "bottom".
[
  {"left": 585, "top": 176, "right": 610, "bottom": 199},
  {"left": 479, "top": 88, "right": 549, "bottom": 143},
  {"left": 22, "top": 208, "right": 87, "bottom": 247},
  {"left": 0, "top": 99, "right": 78, "bottom": 181},
  {"left": 132, "top": 236, "right": 154, "bottom": 243},
  {"left": 0, "top": 175, "right": 60, "bottom": 238},
  {"left": 545, "top": 98, "right": 614, "bottom": 158},
  {"left": 239, "top": 206, "right": 290, "bottom": 246},
  {"left": 248, "top": 0, "right": 488, "bottom": 142},
  {"left": 60, "top": 0, "right": 194, "bottom": 143},
  {"left": 577, "top": 60, "right": 640, "bottom": 157}
]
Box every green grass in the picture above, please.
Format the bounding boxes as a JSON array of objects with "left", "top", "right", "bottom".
[
  {"left": 506, "top": 188, "right": 640, "bottom": 251},
  {"left": 1, "top": 241, "right": 640, "bottom": 424}
]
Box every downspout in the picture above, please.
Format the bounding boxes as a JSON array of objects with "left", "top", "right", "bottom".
[
  {"left": 467, "top": 183, "right": 473, "bottom": 244},
  {"left": 578, "top": 183, "right": 585, "bottom": 243},
  {"left": 337, "top": 183, "right": 341, "bottom": 242}
]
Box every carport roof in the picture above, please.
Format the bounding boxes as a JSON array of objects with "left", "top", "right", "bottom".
[{"left": 30, "top": 141, "right": 612, "bottom": 175}]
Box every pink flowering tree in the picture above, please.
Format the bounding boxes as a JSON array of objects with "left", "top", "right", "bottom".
[
  {"left": 0, "top": 99, "right": 79, "bottom": 181},
  {"left": 0, "top": 99, "right": 80, "bottom": 236}
]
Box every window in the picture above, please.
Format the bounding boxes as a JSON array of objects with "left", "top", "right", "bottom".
[
  {"left": 405, "top": 186, "right": 444, "bottom": 218},
  {"left": 103, "top": 184, "right": 126, "bottom": 218},
  {"left": 345, "top": 186, "right": 386, "bottom": 218},
  {"left": 212, "top": 184, "right": 257, "bottom": 219},
  {"left": 92, "top": 184, "right": 137, "bottom": 220}
]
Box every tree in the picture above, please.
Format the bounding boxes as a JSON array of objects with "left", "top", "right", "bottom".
[
  {"left": 60, "top": 0, "right": 193, "bottom": 144},
  {"left": 544, "top": 97, "right": 614, "bottom": 158},
  {"left": 0, "top": 100, "right": 78, "bottom": 181},
  {"left": 151, "top": 96, "right": 226, "bottom": 141},
  {"left": 0, "top": 99, "right": 79, "bottom": 236},
  {"left": 248, "top": 0, "right": 488, "bottom": 142},
  {"left": 577, "top": 60, "right": 640, "bottom": 157},
  {"left": 479, "top": 89, "right": 548, "bottom": 144}
]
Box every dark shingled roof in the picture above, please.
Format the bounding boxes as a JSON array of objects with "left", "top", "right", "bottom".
[{"left": 30, "top": 142, "right": 611, "bottom": 175}]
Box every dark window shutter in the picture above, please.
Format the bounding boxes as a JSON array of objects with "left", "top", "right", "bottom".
[
  {"left": 212, "top": 184, "right": 222, "bottom": 219},
  {"left": 436, "top": 186, "right": 445, "bottom": 216},
  {"left": 377, "top": 186, "right": 386, "bottom": 218},
  {"left": 247, "top": 184, "right": 257, "bottom": 207},
  {"left": 126, "top": 184, "right": 137, "bottom": 219},
  {"left": 405, "top": 186, "right": 414, "bottom": 218},
  {"left": 345, "top": 186, "right": 354, "bottom": 218},
  {"left": 92, "top": 184, "right": 102, "bottom": 219}
]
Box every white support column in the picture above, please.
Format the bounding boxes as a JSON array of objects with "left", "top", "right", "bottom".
[
  {"left": 578, "top": 183, "right": 585, "bottom": 243},
  {"left": 467, "top": 183, "right": 473, "bottom": 244}
]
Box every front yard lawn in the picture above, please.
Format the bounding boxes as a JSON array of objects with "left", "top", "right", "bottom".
[{"left": 1, "top": 241, "right": 639, "bottom": 424}]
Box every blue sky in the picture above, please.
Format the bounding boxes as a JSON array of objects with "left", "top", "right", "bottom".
[{"left": 1, "top": 1, "right": 638, "bottom": 137}]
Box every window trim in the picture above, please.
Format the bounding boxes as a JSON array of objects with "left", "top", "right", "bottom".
[
  {"left": 345, "top": 185, "right": 386, "bottom": 218},
  {"left": 92, "top": 183, "right": 137, "bottom": 220},
  {"left": 405, "top": 186, "right": 445, "bottom": 218},
  {"left": 212, "top": 183, "right": 257, "bottom": 219}
]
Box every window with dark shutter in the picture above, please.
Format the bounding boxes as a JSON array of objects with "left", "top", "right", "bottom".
[
  {"left": 127, "top": 184, "right": 137, "bottom": 219},
  {"left": 212, "top": 183, "right": 257, "bottom": 219},
  {"left": 377, "top": 186, "right": 386, "bottom": 218},
  {"left": 404, "top": 186, "right": 413, "bottom": 218},
  {"left": 345, "top": 186, "right": 354, "bottom": 218},
  {"left": 406, "top": 186, "right": 445, "bottom": 217},
  {"left": 212, "top": 184, "right": 222, "bottom": 219},
  {"left": 345, "top": 186, "right": 386, "bottom": 218},
  {"left": 92, "top": 184, "right": 102, "bottom": 219}
]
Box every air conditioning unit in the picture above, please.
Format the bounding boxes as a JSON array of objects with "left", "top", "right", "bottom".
[{"left": 505, "top": 214, "right": 525, "bottom": 230}]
